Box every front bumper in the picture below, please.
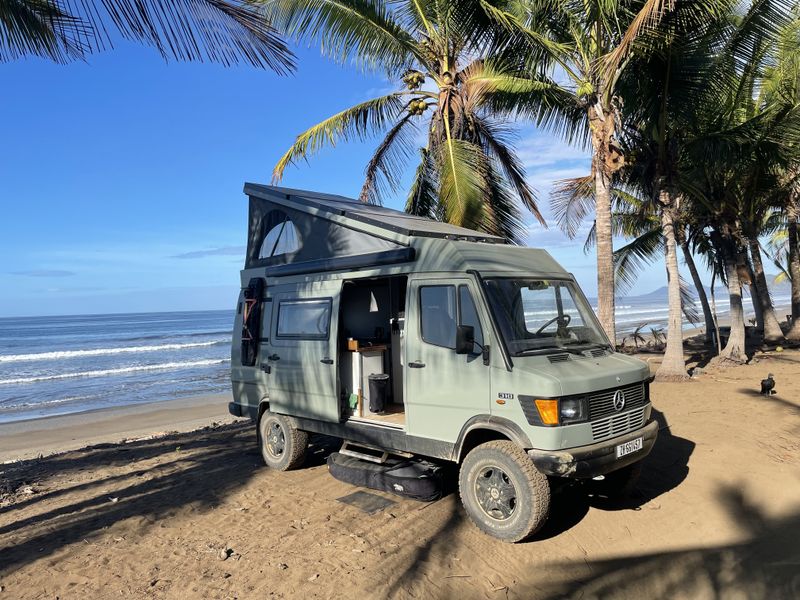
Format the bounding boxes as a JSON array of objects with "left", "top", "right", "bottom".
[{"left": 527, "top": 419, "right": 659, "bottom": 478}]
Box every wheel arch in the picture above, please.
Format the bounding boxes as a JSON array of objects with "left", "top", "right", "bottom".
[{"left": 454, "top": 416, "right": 533, "bottom": 463}]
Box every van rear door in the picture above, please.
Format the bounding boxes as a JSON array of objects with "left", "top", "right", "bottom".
[
  {"left": 265, "top": 284, "right": 340, "bottom": 421},
  {"left": 231, "top": 282, "right": 271, "bottom": 407},
  {"left": 404, "top": 278, "right": 491, "bottom": 442}
]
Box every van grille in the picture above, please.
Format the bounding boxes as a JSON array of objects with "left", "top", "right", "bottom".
[
  {"left": 591, "top": 406, "right": 647, "bottom": 442},
  {"left": 588, "top": 382, "right": 646, "bottom": 420}
]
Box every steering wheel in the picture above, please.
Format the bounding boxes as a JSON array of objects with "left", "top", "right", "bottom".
[{"left": 535, "top": 314, "right": 571, "bottom": 335}]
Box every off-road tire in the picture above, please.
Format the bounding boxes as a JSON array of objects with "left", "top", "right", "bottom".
[
  {"left": 596, "top": 461, "right": 642, "bottom": 499},
  {"left": 459, "top": 441, "right": 550, "bottom": 543},
  {"left": 258, "top": 412, "right": 308, "bottom": 471}
]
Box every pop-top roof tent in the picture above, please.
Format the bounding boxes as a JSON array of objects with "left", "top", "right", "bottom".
[{"left": 243, "top": 183, "right": 566, "bottom": 278}]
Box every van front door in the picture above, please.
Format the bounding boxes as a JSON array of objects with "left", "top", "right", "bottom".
[
  {"left": 266, "top": 285, "right": 340, "bottom": 422},
  {"left": 405, "top": 278, "right": 491, "bottom": 442}
]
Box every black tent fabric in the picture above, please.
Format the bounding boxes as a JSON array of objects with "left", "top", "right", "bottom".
[{"left": 243, "top": 184, "right": 505, "bottom": 272}]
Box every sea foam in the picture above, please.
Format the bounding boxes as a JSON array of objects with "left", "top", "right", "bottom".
[
  {"left": 0, "top": 359, "right": 228, "bottom": 385},
  {"left": 0, "top": 340, "right": 225, "bottom": 364}
]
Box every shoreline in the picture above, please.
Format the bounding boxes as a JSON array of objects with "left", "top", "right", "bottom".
[{"left": 0, "top": 393, "right": 237, "bottom": 463}]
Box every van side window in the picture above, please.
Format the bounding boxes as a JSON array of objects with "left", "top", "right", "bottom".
[
  {"left": 420, "top": 286, "right": 457, "bottom": 348},
  {"left": 277, "top": 299, "right": 331, "bottom": 339},
  {"left": 259, "top": 212, "right": 300, "bottom": 259},
  {"left": 458, "top": 286, "right": 484, "bottom": 347}
]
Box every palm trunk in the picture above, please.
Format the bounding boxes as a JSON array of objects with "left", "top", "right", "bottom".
[
  {"left": 720, "top": 254, "right": 747, "bottom": 362},
  {"left": 710, "top": 270, "right": 722, "bottom": 354},
  {"left": 748, "top": 279, "right": 763, "bottom": 332},
  {"left": 594, "top": 164, "right": 616, "bottom": 346},
  {"left": 748, "top": 236, "right": 785, "bottom": 344},
  {"left": 680, "top": 239, "right": 715, "bottom": 343},
  {"left": 656, "top": 200, "right": 688, "bottom": 379},
  {"left": 588, "top": 99, "right": 620, "bottom": 346},
  {"left": 787, "top": 202, "right": 800, "bottom": 340},
  {"left": 709, "top": 228, "right": 747, "bottom": 363}
]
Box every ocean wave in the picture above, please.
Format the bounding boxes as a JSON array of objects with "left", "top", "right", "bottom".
[
  {"left": 0, "top": 359, "right": 229, "bottom": 386},
  {"left": 0, "top": 340, "right": 227, "bottom": 364},
  {"left": 0, "top": 394, "right": 97, "bottom": 410}
]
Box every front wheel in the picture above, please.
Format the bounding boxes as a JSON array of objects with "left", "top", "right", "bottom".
[
  {"left": 459, "top": 441, "right": 550, "bottom": 543},
  {"left": 258, "top": 412, "right": 308, "bottom": 471}
]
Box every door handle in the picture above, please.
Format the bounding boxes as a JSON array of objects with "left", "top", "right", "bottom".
[
  {"left": 260, "top": 363, "right": 271, "bottom": 374},
  {"left": 408, "top": 361, "right": 426, "bottom": 368},
  {"left": 320, "top": 358, "right": 334, "bottom": 365},
  {"left": 267, "top": 354, "right": 280, "bottom": 361}
]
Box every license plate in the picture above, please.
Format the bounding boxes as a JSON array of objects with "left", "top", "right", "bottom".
[{"left": 616, "top": 437, "right": 643, "bottom": 459}]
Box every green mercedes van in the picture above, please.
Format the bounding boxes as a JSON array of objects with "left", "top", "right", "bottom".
[{"left": 229, "top": 184, "right": 657, "bottom": 542}]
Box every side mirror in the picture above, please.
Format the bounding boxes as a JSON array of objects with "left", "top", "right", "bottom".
[{"left": 455, "top": 325, "right": 475, "bottom": 354}]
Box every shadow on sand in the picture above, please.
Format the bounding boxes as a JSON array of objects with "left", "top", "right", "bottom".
[
  {"left": 0, "top": 422, "right": 333, "bottom": 576},
  {"left": 534, "top": 484, "right": 800, "bottom": 599},
  {"left": 382, "top": 407, "right": 696, "bottom": 596}
]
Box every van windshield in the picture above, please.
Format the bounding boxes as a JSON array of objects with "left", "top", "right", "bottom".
[{"left": 483, "top": 278, "right": 610, "bottom": 356}]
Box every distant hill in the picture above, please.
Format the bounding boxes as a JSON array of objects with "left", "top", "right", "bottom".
[{"left": 615, "top": 273, "right": 791, "bottom": 304}]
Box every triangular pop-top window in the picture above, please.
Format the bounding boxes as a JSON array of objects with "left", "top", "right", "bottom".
[{"left": 259, "top": 214, "right": 300, "bottom": 259}]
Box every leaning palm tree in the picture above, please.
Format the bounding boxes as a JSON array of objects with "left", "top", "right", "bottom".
[
  {"left": 1, "top": 0, "right": 293, "bottom": 71},
  {"left": 266, "top": 0, "right": 577, "bottom": 242}
]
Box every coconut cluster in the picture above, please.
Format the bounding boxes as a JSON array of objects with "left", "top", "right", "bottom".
[
  {"left": 408, "top": 99, "right": 427, "bottom": 115},
  {"left": 402, "top": 70, "right": 426, "bottom": 90}
]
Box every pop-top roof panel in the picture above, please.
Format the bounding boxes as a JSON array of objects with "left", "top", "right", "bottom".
[{"left": 244, "top": 183, "right": 506, "bottom": 243}]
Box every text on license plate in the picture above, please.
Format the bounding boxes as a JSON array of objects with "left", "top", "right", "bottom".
[{"left": 616, "top": 437, "right": 643, "bottom": 459}]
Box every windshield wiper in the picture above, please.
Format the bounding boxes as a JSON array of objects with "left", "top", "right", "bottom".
[
  {"left": 513, "top": 342, "right": 612, "bottom": 357},
  {"left": 513, "top": 345, "right": 585, "bottom": 357}
]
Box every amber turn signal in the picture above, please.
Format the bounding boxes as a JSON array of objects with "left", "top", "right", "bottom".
[{"left": 534, "top": 399, "right": 559, "bottom": 425}]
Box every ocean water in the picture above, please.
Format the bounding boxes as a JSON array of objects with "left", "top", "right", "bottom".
[
  {"left": 0, "top": 310, "right": 233, "bottom": 424},
  {"left": 0, "top": 291, "right": 791, "bottom": 423}
]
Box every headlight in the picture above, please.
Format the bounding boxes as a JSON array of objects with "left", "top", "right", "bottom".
[{"left": 559, "top": 397, "right": 587, "bottom": 424}]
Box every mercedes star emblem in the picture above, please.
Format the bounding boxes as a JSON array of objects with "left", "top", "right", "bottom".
[{"left": 613, "top": 389, "right": 626, "bottom": 412}]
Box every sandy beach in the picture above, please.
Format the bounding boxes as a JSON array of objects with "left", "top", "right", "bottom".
[
  {"left": 0, "top": 394, "right": 235, "bottom": 463},
  {"left": 1, "top": 351, "right": 798, "bottom": 599}
]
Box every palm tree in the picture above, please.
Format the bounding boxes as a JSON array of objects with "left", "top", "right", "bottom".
[
  {"left": 762, "top": 12, "right": 800, "bottom": 340},
  {"left": 506, "top": 0, "right": 695, "bottom": 346},
  {"left": 267, "top": 0, "right": 576, "bottom": 242},
  {"left": 1, "top": 0, "right": 293, "bottom": 71},
  {"left": 611, "top": 0, "right": 796, "bottom": 369},
  {"left": 681, "top": 72, "right": 800, "bottom": 361}
]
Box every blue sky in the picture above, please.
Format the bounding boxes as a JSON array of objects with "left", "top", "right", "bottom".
[{"left": 1, "top": 40, "right": 671, "bottom": 317}]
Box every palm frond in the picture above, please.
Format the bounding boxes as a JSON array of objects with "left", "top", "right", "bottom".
[
  {"left": 482, "top": 159, "right": 529, "bottom": 243},
  {"left": 613, "top": 228, "right": 664, "bottom": 294},
  {"left": 470, "top": 114, "right": 544, "bottom": 225},
  {"left": 1, "top": 0, "right": 295, "bottom": 70},
  {"left": 406, "top": 146, "right": 439, "bottom": 219},
  {"left": 359, "top": 112, "right": 418, "bottom": 205},
  {"left": 434, "top": 137, "right": 490, "bottom": 233},
  {"left": 0, "top": 0, "right": 91, "bottom": 63},
  {"left": 550, "top": 175, "right": 594, "bottom": 238},
  {"left": 273, "top": 93, "right": 406, "bottom": 181},
  {"left": 264, "top": 0, "right": 417, "bottom": 73},
  {"left": 679, "top": 274, "right": 702, "bottom": 325}
]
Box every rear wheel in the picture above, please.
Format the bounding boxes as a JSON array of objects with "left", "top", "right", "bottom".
[
  {"left": 258, "top": 412, "right": 308, "bottom": 471},
  {"left": 459, "top": 441, "right": 550, "bottom": 543}
]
